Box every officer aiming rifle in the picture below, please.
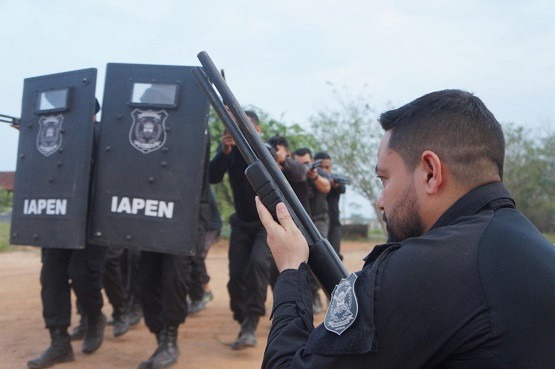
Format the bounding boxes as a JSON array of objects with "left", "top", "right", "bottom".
[{"left": 309, "top": 159, "right": 352, "bottom": 185}]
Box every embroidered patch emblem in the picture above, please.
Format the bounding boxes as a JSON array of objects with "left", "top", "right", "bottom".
[
  {"left": 324, "top": 272, "right": 358, "bottom": 335},
  {"left": 36, "top": 114, "right": 63, "bottom": 157},
  {"left": 129, "top": 109, "right": 168, "bottom": 154}
]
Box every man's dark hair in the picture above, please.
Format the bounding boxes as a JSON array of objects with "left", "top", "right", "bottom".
[
  {"left": 378, "top": 89, "right": 505, "bottom": 185},
  {"left": 314, "top": 151, "right": 331, "bottom": 161},
  {"left": 267, "top": 135, "right": 289, "bottom": 149},
  {"left": 294, "top": 147, "right": 312, "bottom": 159},
  {"left": 245, "top": 110, "right": 259, "bottom": 125}
]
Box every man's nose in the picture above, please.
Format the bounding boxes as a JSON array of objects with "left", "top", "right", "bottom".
[{"left": 377, "top": 193, "right": 384, "bottom": 211}]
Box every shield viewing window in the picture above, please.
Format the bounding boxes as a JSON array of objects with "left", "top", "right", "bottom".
[
  {"left": 131, "top": 83, "right": 179, "bottom": 108},
  {"left": 35, "top": 88, "right": 69, "bottom": 114}
]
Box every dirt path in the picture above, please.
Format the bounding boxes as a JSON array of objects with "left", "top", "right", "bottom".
[{"left": 0, "top": 240, "right": 375, "bottom": 369}]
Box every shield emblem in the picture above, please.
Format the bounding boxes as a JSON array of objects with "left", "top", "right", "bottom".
[
  {"left": 324, "top": 272, "right": 359, "bottom": 335},
  {"left": 36, "top": 114, "right": 63, "bottom": 157},
  {"left": 129, "top": 109, "right": 168, "bottom": 154}
]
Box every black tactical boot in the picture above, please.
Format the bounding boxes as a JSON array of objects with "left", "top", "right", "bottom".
[
  {"left": 69, "top": 314, "right": 86, "bottom": 341},
  {"left": 230, "top": 315, "right": 259, "bottom": 350},
  {"left": 188, "top": 290, "right": 214, "bottom": 315},
  {"left": 127, "top": 299, "right": 143, "bottom": 327},
  {"left": 27, "top": 328, "right": 74, "bottom": 369},
  {"left": 82, "top": 312, "right": 106, "bottom": 354},
  {"left": 138, "top": 326, "right": 179, "bottom": 369},
  {"left": 113, "top": 307, "right": 130, "bottom": 337},
  {"left": 138, "top": 334, "right": 161, "bottom": 369}
]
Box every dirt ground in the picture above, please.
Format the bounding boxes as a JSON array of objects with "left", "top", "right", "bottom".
[{"left": 0, "top": 239, "right": 376, "bottom": 369}]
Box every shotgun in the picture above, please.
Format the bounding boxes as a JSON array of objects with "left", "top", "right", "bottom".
[{"left": 192, "top": 51, "right": 348, "bottom": 296}]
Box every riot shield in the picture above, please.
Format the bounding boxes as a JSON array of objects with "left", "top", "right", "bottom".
[
  {"left": 10, "top": 68, "right": 97, "bottom": 249},
  {"left": 88, "top": 63, "right": 209, "bottom": 255}
]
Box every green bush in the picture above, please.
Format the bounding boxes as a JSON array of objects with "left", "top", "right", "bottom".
[{"left": 0, "top": 223, "right": 11, "bottom": 252}]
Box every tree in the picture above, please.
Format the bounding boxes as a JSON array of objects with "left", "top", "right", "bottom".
[
  {"left": 310, "top": 85, "right": 386, "bottom": 230},
  {"left": 0, "top": 189, "right": 12, "bottom": 213},
  {"left": 503, "top": 124, "right": 555, "bottom": 232}
]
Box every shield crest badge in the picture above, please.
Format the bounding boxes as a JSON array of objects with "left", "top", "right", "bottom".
[
  {"left": 36, "top": 114, "right": 64, "bottom": 157},
  {"left": 324, "top": 272, "right": 359, "bottom": 335},
  {"left": 129, "top": 109, "right": 168, "bottom": 154}
]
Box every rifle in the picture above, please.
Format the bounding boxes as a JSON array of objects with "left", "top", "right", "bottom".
[
  {"left": 0, "top": 113, "right": 20, "bottom": 128},
  {"left": 310, "top": 159, "right": 352, "bottom": 185},
  {"left": 330, "top": 173, "right": 352, "bottom": 185},
  {"left": 192, "top": 51, "right": 349, "bottom": 296},
  {"left": 308, "top": 158, "right": 323, "bottom": 171}
]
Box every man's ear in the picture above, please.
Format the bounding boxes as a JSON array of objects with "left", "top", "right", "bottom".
[{"left": 420, "top": 150, "right": 443, "bottom": 195}]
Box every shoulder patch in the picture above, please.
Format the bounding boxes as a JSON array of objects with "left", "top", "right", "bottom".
[{"left": 324, "top": 272, "right": 358, "bottom": 335}]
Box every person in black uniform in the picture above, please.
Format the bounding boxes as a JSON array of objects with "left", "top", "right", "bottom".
[
  {"left": 256, "top": 89, "right": 555, "bottom": 368},
  {"left": 188, "top": 187, "right": 221, "bottom": 314},
  {"left": 102, "top": 247, "right": 130, "bottom": 335},
  {"left": 314, "top": 151, "right": 346, "bottom": 260},
  {"left": 293, "top": 147, "right": 331, "bottom": 314},
  {"left": 265, "top": 135, "right": 310, "bottom": 290},
  {"left": 137, "top": 137, "right": 211, "bottom": 369},
  {"left": 28, "top": 100, "right": 107, "bottom": 369},
  {"left": 265, "top": 136, "right": 309, "bottom": 210},
  {"left": 71, "top": 246, "right": 130, "bottom": 340},
  {"left": 209, "top": 110, "right": 274, "bottom": 350},
  {"left": 123, "top": 248, "right": 143, "bottom": 326}
]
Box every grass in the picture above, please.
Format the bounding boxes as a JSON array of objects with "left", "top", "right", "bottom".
[{"left": 0, "top": 223, "right": 10, "bottom": 252}]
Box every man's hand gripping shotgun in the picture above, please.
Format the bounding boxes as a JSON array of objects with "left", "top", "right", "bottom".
[{"left": 192, "top": 51, "right": 349, "bottom": 297}]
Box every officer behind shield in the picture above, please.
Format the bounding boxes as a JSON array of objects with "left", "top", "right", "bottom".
[
  {"left": 134, "top": 87, "right": 212, "bottom": 369},
  {"left": 187, "top": 187, "right": 221, "bottom": 314},
  {"left": 28, "top": 100, "right": 108, "bottom": 369},
  {"left": 256, "top": 89, "right": 555, "bottom": 368}
]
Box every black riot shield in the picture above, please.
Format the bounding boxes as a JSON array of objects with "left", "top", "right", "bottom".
[
  {"left": 10, "top": 68, "right": 97, "bottom": 249},
  {"left": 88, "top": 63, "right": 209, "bottom": 255}
]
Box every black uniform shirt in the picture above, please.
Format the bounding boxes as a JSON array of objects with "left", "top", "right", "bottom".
[
  {"left": 308, "top": 168, "right": 331, "bottom": 221},
  {"left": 327, "top": 181, "right": 346, "bottom": 226},
  {"left": 209, "top": 145, "right": 258, "bottom": 222},
  {"left": 263, "top": 182, "right": 555, "bottom": 369},
  {"left": 210, "top": 145, "right": 311, "bottom": 223}
]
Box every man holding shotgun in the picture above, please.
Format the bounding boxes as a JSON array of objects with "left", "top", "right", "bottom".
[
  {"left": 256, "top": 89, "right": 555, "bottom": 368},
  {"left": 209, "top": 110, "right": 274, "bottom": 350}
]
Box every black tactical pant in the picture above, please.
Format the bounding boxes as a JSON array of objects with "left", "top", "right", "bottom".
[
  {"left": 122, "top": 248, "right": 141, "bottom": 302},
  {"left": 227, "top": 214, "right": 273, "bottom": 323},
  {"left": 41, "top": 244, "right": 107, "bottom": 329},
  {"left": 310, "top": 216, "right": 330, "bottom": 297},
  {"left": 327, "top": 222, "right": 343, "bottom": 260},
  {"left": 103, "top": 247, "right": 128, "bottom": 317},
  {"left": 189, "top": 202, "right": 212, "bottom": 302},
  {"left": 138, "top": 251, "right": 192, "bottom": 334},
  {"left": 188, "top": 230, "right": 218, "bottom": 301}
]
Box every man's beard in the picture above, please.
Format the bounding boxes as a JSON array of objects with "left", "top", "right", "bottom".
[{"left": 383, "top": 182, "right": 424, "bottom": 243}]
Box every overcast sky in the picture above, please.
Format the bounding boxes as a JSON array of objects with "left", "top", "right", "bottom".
[{"left": 1, "top": 0, "right": 553, "bottom": 217}]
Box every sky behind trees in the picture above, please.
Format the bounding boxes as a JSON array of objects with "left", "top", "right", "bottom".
[{"left": 1, "top": 0, "right": 553, "bottom": 217}]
